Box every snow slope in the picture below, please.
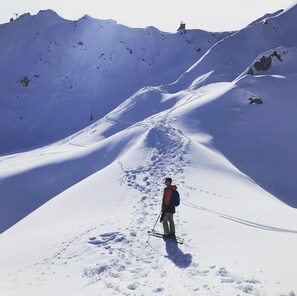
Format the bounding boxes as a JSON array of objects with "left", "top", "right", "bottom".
[
  {"left": 174, "top": 46, "right": 297, "bottom": 207},
  {"left": 1, "top": 108, "right": 297, "bottom": 296},
  {"left": 173, "top": 4, "right": 297, "bottom": 91},
  {"left": 1, "top": 6, "right": 297, "bottom": 296},
  {"left": 0, "top": 9, "right": 225, "bottom": 155}
]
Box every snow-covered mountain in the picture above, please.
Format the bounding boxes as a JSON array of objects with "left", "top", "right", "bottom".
[
  {"left": 0, "top": 9, "right": 226, "bottom": 155},
  {"left": 0, "top": 7, "right": 297, "bottom": 296}
]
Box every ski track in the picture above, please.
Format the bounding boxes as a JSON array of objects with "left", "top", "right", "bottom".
[
  {"left": 2, "top": 122, "right": 293, "bottom": 296},
  {"left": 183, "top": 201, "right": 297, "bottom": 234}
]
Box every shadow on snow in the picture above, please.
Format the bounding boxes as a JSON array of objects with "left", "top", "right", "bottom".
[{"left": 165, "top": 240, "right": 192, "bottom": 268}]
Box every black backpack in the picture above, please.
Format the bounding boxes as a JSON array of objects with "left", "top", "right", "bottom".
[{"left": 170, "top": 189, "right": 180, "bottom": 207}]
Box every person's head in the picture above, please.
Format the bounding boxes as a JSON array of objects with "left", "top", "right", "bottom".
[{"left": 165, "top": 177, "right": 172, "bottom": 186}]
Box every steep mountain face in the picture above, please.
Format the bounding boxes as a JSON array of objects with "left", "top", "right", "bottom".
[
  {"left": 0, "top": 9, "right": 226, "bottom": 155},
  {"left": 172, "top": 4, "right": 297, "bottom": 91}
]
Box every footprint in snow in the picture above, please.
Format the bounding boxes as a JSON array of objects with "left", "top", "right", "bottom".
[{"left": 88, "top": 232, "right": 127, "bottom": 245}]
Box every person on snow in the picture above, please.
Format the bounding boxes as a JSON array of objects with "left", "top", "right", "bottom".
[{"left": 161, "top": 177, "right": 177, "bottom": 239}]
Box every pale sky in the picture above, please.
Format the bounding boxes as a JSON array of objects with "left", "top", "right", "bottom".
[{"left": 0, "top": 0, "right": 296, "bottom": 32}]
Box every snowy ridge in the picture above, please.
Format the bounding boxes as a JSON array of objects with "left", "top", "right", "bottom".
[
  {"left": 173, "top": 4, "right": 297, "bottom": 91},
  {"left": 1, "top": 113, "right": 296, "bottom": 295},
  {"left": 1, "top": 6, "right": 297, "bottom": 296}
]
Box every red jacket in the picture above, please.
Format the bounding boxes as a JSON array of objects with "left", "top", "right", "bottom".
[{"left": 162, "top": 185, "right": 177, "bottom": 213}]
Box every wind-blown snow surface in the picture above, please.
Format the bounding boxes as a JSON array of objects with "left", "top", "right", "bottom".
[{"left": 1, "top": 8, "right": 297, "bottom": 296}]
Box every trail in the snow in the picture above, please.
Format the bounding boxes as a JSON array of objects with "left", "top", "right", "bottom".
[
  {"left": 0, "top": 120, "right": 266, "bottom": 296},
  {"left": 83, "top": 122, "right": 263, "bottom": 295}
]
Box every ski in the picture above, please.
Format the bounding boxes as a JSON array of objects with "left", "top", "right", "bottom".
[{"left": 148, "top": 230, "right": 184, "bottom": 244}]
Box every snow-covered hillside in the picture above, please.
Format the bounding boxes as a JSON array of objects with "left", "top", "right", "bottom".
[
  {"left": 1, "top": 6, "right": 297, "bottom": 296},
  {"left": 0, "top": 9, "right": 225, "bottom": 155},
  {"left": 174, "top": 4, "right": 297, "bottom": 90}
]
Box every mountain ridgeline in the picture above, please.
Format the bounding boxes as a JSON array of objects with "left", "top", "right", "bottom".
[{"left": 0, "top": 9, "right": 226, "bottom": 154}]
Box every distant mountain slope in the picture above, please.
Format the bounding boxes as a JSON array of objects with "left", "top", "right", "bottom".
[
  {"left": 0, "top": 9, "right": 226, "bottom": 155},
  {"left": 173, "top": 4, "right": 297, "bottom": 91}
]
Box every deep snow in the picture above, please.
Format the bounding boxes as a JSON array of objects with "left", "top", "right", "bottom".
[{"left": 1, "top": 7, "right": 297, "bottom": 296}]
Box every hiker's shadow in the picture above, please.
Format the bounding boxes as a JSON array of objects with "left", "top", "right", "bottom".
[{"left": 165, "top": 240, "right": 192, "bottom": 268}]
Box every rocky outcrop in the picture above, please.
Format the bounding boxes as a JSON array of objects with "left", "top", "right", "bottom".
[
  {"left": 21, "top": 76, "right": 30, "bottom": 87},
  {"left": 248, "top": 97, "right": 263, "bottom": 105}
]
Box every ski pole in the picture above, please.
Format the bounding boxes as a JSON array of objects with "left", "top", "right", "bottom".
[{"left": 151, "top": 211, "right": 162, "bottom": 232}]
